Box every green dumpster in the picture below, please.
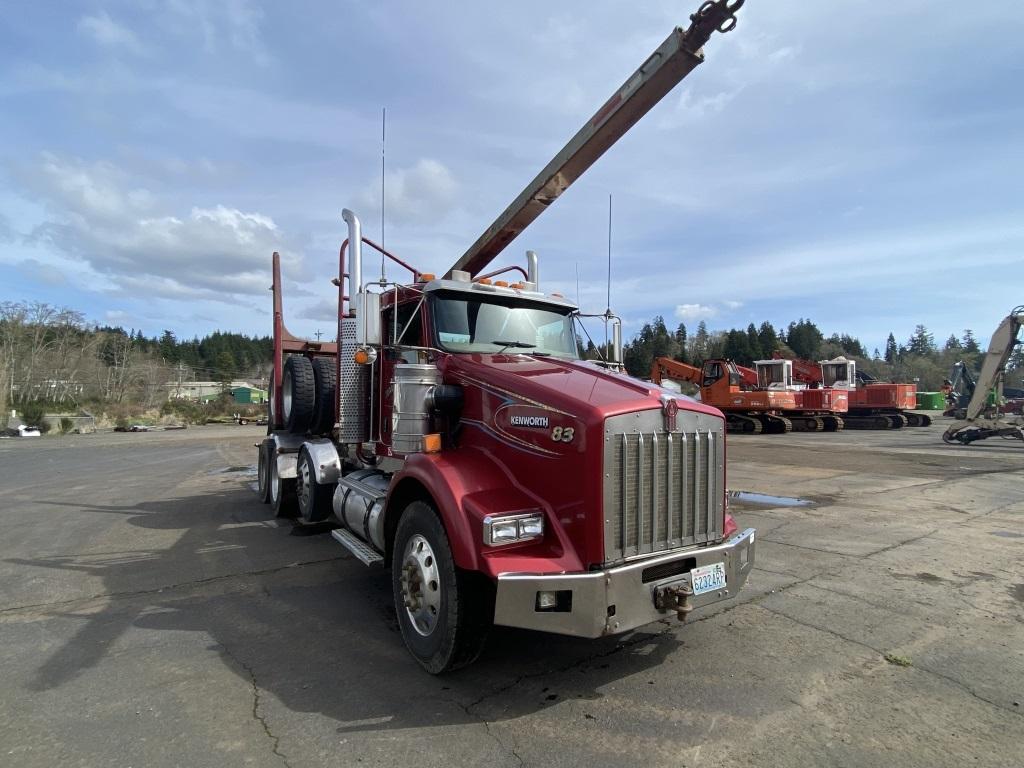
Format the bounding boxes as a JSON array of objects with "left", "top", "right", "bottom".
[{"left": 916, "top": 392, "right": 946, "bottom": 410}]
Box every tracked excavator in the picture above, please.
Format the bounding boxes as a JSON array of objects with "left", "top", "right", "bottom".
[
  {"left": 784, "top": 355, "right": 929, "bottom": 429},
  {"left": 651, "top": 357, "right": 846, "bottom": 434},
  {"left": 943, "top": 307, "right": 1024, "bottom": 445}
]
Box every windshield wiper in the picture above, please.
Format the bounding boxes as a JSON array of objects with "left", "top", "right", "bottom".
[{"left": 491, "top": 340, "right": 536, "bottom": 354}]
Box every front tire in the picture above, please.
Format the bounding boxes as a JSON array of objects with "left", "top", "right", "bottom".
[{"left": 392, "top": 501, "right": 494, "bottom": 674}]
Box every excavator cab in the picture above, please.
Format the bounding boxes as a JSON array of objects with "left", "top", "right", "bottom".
[
  {"left": 755, "top": 359, "right": 795, "bottom": 390},
  {"left": 819, "top": 358, "right": 855, "bottom": 389},
  {"left": 701, "top": 360, "right": 744, "bottom": 389}
]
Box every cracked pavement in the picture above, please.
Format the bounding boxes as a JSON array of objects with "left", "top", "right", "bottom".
[{"left": 0, "top": 423, "right": 1022, "bottom": 767}]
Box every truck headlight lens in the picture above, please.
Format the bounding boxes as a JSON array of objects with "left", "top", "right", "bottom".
[{"left": 483, "top": 512, "right": 544, "bottom": 546}]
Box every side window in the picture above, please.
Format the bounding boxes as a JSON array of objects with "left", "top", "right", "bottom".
[
  {"left": 703, "top": 363, "right": 722, "bottom": 388},
  {"left": 385, "top": 301, "right": 424, "bottom": 363}
]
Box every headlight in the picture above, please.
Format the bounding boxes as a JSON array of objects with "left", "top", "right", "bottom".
[{"left": 482, "top": 512, "right": 544, "bottom": 547}]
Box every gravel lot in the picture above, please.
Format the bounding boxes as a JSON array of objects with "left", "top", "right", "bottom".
[{"left": 1, "top": 422, "right": 1021, "bottom": 767}]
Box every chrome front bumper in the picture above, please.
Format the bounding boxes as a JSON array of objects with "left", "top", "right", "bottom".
[{"left": 493, "top": 528, "right": 756, "bottom": 638}]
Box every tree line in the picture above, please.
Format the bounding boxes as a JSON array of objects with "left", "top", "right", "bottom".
[
  {"left": 619, "top": 316, "right": 1023, "bottom": 392},
  {"left": 1, "top": 301, "right": 272, "bottom": 418}
]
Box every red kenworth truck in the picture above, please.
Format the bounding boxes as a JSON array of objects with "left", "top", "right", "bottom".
[{"left": 256, "top": 0, "right": 755, "bottom": 673}]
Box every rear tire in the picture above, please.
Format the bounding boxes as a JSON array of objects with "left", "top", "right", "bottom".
[
  {"left": 296, "top": 446, "right": 333, "bottom": 523},
  {"left": 392, "top": 501, "right": 494, "bottom": 674},
  {"left": 267, "top": 377, "right": 277, "bottom": 433},
  {"left": 257, "top": 439, "right": 272, "bottom": 504},
  {"left": 269, "top": 452, "right": 298, "bottom": 518},
  {"left": 282, "top": 356, "right": 316, "bottom": 435},
  {"left": 310, "top": 357, "right": 337, "bottom": 436}
]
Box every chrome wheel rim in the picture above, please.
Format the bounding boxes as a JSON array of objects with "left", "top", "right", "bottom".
[
  {"left": 282, "top": 375, "right": 293, "bottom": 421},
  {"left": 297, "top": 455, "right": 311, "bottom": 515},
  {"left": 400, "top": 534, "right": 441, "bottom": 637},
  {"left": 270, "top": 459, "right": 280, "bottom": 503}
]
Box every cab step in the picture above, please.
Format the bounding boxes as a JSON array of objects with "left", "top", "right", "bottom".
[{"left": 331, "top": 528, "right": 384, "bottom": 566}]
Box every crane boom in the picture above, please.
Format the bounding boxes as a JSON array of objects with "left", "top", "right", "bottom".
[{"left": 445, "top": 0, "right": 746, "bottom": 278}]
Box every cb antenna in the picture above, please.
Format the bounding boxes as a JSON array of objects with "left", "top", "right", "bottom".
[
  {"left": 605, "top": 193, "right": 612, "bottom": 352},
  {"left": 380, "top": 106, "right": 386, "bottom": 282}
]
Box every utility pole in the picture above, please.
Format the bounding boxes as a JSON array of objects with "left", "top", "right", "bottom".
[{"left": 315, "top": 329, "right": 323, "bottom": 341}]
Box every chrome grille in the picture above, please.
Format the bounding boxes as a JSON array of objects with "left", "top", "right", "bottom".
[{"left": 603, "top": 409, "right": 725, "bottom": 563}]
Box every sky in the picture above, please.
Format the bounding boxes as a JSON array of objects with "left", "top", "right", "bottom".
[{"left": 1, "top": 0, "right": 1022, "bottom": 355}]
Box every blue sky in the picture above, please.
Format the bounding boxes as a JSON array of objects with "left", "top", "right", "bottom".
[{"left": 1, "top": 1, "right": 1022, "bottom": 355}]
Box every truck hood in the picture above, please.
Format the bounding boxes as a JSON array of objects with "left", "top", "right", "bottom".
[{"left": 442, "top": 353, "right": 724, "bottom": 421}]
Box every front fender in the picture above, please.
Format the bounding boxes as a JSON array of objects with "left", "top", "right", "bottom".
[{"left": 387, "top": 449, "right": 583, "bottom": 577}]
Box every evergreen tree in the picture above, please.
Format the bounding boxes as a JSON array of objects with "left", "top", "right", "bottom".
[
  {"left": 158, "top": 330, "right": 178, "bottom": 363},
  {"left": 943, "top": 334, "right": 961, "bottom": 352},
  {"left": 906, "top": 324, "right": 935, "bottom": 356},
  {"left": 884, "top": 333, "right": 898, "bottom": 364},
  {"left": 723, "top": 329, "right": 754, "bottom": 365},
  {"left": 746, "top": 323, "right": 761, "bottom": 360},
  {"left": 691, "top": 321, "right": 710, "bottom": 364},
  {"left": 757, "top": 322, "right": 778, "bottom": 358},
  {"left": 961, "top": 329, "right": 980, "bottom": 355},
  {"left": 786, "top": 319, "right": 824, "bottom": 361},
  {"left": 674, "top": 323, "right": 688, "bottom": 363}
]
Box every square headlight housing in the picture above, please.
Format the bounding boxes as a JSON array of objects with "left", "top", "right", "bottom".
[{"left": 482, "top": 512, "right": 545, "bottom": 547}]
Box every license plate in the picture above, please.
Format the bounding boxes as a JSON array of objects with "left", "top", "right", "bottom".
[{"left": 690, "top": 562, "right": 727, "bottom": 595}]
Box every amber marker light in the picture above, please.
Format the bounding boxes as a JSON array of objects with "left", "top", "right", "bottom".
[
  {"left": 477, "top": 278, "right": 493, "bottom": 285},
  {"left": 419, "top": 272, "right": 435, "bottom": 281},
  {"left": 353, "top": 348, "right": 370, "bottom": 365},
  {"left": 494, "top": 280, "right": 509, "bottom": 287},
  {"left": 423, "top": 433, "right": 442, "bottom": 453}
]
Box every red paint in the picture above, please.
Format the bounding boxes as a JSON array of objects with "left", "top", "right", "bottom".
[{"left": 386, "top": 350, "right": 726, "bottom": 572}]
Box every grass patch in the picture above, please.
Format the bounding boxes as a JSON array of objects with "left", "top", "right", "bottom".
[{"left": 884, "top": 653, "right": 912, "bottom": 667}]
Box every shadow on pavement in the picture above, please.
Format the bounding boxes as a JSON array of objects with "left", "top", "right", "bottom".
[{"left": 9, "top": 484, "right": 684, "bottom": 730}]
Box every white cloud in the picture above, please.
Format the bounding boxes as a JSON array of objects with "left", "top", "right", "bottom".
[
  {"left": 17, "top": 258, "right": 66, "bottom": 286},
  {"left": 358, "top": 159, "right": 458, "bottom": 226},
  {"left": 166, "top": 0, "right": 269, "bottom": 63},
  {"left": 17, "top": 153, "right": 301, "bottom": 302},
  {"left": 724, "top": 300, "right": 743, "bottom": 310},
  {"left": 296, "top": 298, "right": 338, "bottom": 323},
  {"left": 77, "top": 11, "right": 144, "bottom": 55},
  {"left": 675, "top": 303, "right": 717, "bottom": 321}
]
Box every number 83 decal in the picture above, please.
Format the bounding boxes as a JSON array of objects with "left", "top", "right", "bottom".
[{"left": 551, "top": 426, "right": 575, "bottom": 443}]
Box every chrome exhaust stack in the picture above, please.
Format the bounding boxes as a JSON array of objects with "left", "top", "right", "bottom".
[
  {"left": 526, "top": 250, "right": 539, "bottom": 288},
  {"left": 342, "top": 208, "right": 362, "bottom": 303}
]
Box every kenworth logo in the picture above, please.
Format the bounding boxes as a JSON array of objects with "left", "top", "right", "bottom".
[{"left": 510, "top": 415, "right": 549, "bottom": 428}]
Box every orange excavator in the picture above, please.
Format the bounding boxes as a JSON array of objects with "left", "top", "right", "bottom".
[
  {"left": 651, "top": 357, "right": 847, "bottom": 434},
  {"left": 782, "top": 355, "right": 930, "bottom": 428}
]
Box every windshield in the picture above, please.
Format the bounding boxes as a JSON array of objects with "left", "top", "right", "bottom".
[{"left": 431, "top": 293, "right": 578, "bottom": 357}]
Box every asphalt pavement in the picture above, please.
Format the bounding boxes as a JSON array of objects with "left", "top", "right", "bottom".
[{"left": 0, "top": 423, "right": 1021, "bottom": 767}]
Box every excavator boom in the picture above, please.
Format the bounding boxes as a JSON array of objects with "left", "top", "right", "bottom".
[
  {"left": 962, "top": 307, "right": 1023, "bottom": 421},
  {"left": 943, "top": 306, "right": 1024, "bottom": 444},
  {"left": 446, "top": 0, "right": 746, "bottom": 278}
]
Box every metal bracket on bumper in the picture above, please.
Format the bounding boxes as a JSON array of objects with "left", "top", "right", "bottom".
[{"left": 493, "top": 527, "right": 755, "bottom": 638}]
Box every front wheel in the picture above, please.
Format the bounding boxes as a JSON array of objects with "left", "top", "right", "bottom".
[{"left": 391, "top": 501, "right": 494, "bottom": 674}]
